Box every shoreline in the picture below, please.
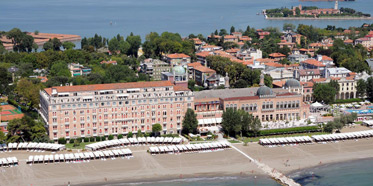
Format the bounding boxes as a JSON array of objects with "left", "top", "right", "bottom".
[
  {"left": 266, "top": 17, "right": 373, "bottom": 20},
  {"left": 2, "top": 127, "right": 373, "bottom": 185}
]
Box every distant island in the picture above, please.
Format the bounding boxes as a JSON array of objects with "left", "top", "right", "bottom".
[
  {"left": 299, "top": 0, "right": 355, "bottom": 2},
  {"left": 300, "top": 0, "right": 354, "bottom": 1},
  {"left": 264, "top": 2, "right": 372, "bottom": 20}
]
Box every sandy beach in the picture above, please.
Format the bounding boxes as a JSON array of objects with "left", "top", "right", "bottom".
[
  {"left": 1, "top": 126, "right": 373, "bottom": 185},
  {"left": 0, "top": 147, "right": 262, "bottom": 186}
]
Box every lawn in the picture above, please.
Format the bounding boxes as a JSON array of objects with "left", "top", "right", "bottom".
[
  {"left": 65, "top": 142, "right": 95, "bottom": 149},
  {"left": 228, "top": 139, "right": 241, "bottom": 143},
  {"left": 241, "top": 132, "right": 329, "bottom": 143}
]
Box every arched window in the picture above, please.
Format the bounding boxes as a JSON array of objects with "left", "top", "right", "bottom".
[{"left": 284, "top": 101, "right": 287, "bottom": 108}]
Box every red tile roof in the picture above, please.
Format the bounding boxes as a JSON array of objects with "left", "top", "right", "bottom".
[
  {"left": 321, "top": 55, "right": 333, "bottom": 61},
  {"left": 196, "top": 51, "right": 211, "bottom": 57},
  {"left": 269, "top": 53, "right": 286, "bottom": 58},
  {"left": 224, "top": 35, "right": 237, "bottom": 39},
  {"left": 272, "top": 80, "right": 286, "bottom": 88},
  {"left": 173, "top": 85, "right": 190, "bottom": 91},
  {"left": 265, "top": 62, "right": 284, "bottom": 68},
  {"left": 193, "top": 65, "right": 216, "bottom": 73},
  {"left": 187, "top": 62, "right": 203, "bottom": 68},
  {"left": 44, "top": 81, "right": 179, "bottom": 94},
  {"left": 301, "top": 59, "right": 326, "bottom": 67},
  {"left": 166, "top": 53, "right": 190, "bottom": 59},
  {"left": 311, "top": 78, "right": 327, "bottom": 83}
]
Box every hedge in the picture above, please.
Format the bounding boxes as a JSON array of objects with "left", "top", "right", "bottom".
[
  {"left": 334, "top": 98, "right": 363, "bottom": 104},
  {"left": 259, "top": 126, "right": 320, "bottom": 136}
]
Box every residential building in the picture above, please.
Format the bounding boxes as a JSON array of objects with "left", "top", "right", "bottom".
[
  {"left": 288, "top": 54, "right": 309, "bottom": 63},
  {"left": 268, "top": 53, "right": 286, "bottom": 62},
  {"left": 300, "top": 59, "right": 326, "bottom": 70},
  {"left": 39, "top": 81, "right": 194, "bottom": 140},
  {"left": 140, "top": 59, "right": 171, "bottom": 81},
  {"left": 68, "top": 63, "right": 91, "bottom": 77},
  {"left": 192, "top": 65, "right": 216, "bottom": 86},
  {"left": 164, "top": 53, "right": 191, "bottom": 67},
  {"left": 324, "top": 67, "right": 351, "bottom": 78},
  {"left": 265, "top": 69, "right": 293, "bottom": 81},
  {"left": 223, "top": 35, "right": 238, "bottom": 43},
  {"left": 295, "top": 69, "right": 321, "bottom": 82}
]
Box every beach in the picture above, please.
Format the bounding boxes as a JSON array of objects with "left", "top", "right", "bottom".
[{"left": 1, "top": 126, "right": 373, "bottom": 185}]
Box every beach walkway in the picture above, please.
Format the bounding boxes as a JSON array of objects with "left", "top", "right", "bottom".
[{"left": 229, "top": 144, "right": 301, "bottom": 186}]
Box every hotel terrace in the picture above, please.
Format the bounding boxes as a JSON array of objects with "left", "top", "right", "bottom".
[{"left": 39, "top": 81, "right": 193, "bottom": 140}]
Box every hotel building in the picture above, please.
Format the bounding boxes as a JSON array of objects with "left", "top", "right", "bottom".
[{"left": 39, "top": 81, "right": 194, "bottom": 140}]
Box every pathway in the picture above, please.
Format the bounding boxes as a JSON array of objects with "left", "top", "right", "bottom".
[{"left": 226, "top": 139, "right": 301, "bottom": 186}]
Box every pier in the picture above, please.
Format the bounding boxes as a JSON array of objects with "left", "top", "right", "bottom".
[{"left": 230, "top": 144, "right": 301, "bottom": 186}]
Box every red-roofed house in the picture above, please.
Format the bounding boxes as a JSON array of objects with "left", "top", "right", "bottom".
[
  {"left": 223, "top": 35, "right": 238, "bottom": 43},
  {"left": 300, "top": 59, "right": 326, "bottom": 70},
  {"left": 165, "top": 53, "right": 191, "bottom": 66},
  {"left": 196, "top": 51, "right": 212, "bottom": 66},
  {"left": 100, "top": 60, "right": 117, "bottom": 65},
  {"left": 268, "top": 53, "right": 286, "bottom": 62},
  {"left": 191, "top": 65, "right": 216, "bottom": 86}
]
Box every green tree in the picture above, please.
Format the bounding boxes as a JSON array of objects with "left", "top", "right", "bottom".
[
  {"left": 356, "top": 79, "right": 367, "bottom": 98},
  {"left": 126, "top": 34, "right": 141, "bottom": 57},
  {"left": 0, "top": 67, "right": 12, "bottom": 94},
  {"left": 152, "top": 123, "right": 162, "bottom": 137},
  {"left": 58, "top": 137, "right": 66, "bottom": 144},
  {"left": 367, "top": 77, "right": 373, "bottom": 101},
  {"left": 50, "top": 61, "right": 71, "bottom": 77},
  {"left": 230, "top": 26, "right": 235, "bottom": 34},
  {"left": 182, "top": 108, "right": 198, "bottom": 135},
  {"left": 137, "top": 129, "right": 143, "bottom": 137},
  {"left": 188, "top": 79, "right": 196, "bottom": 91},
  {"left": 312, "top": 83, "right": 336, "bottom": 104},
  {"left": 127, "top": 131, "right": 133, "bottom": 138},
  {"left": 7, "top": 28, "right": 34, "bottom": 52},
  {"left": 62, "top": 42, "right": 76, "bottom": 50},
  {"left": 108, "top": 37, "right": 120, "bottom": 54},
  {"left": 329, "top": 80, "right": 340, "bottom": 94},
  {"left": 15, "top": 78, "right": 42, "bottom": 108},
  {"left": 283, "top": 23, "right": 296, "bottom": 31},
  {"left": 0, "top": 131, "right": 6, "bottom": 144},
  {"left": 233, "top": 79, "right": 248, "bottom": 88},
  {"left": 43, "top": 41, "right": 53, "bottom": 51}
]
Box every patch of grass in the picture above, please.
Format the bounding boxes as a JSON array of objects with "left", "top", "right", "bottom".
[
  {"left": 241, "top": 132, "right": 329, "bottom": 143},
  {"left": 228, "top": 140, "right": 241, "bottom": 143},
  {"left": 355, "top": 121, "right": 363, "bottom": 124},
  {"left": 65, "top": 142, "right": 95, "bottom": 149}
]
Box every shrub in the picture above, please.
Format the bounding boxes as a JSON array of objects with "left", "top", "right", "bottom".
[
  {"left": 117, "top": 134, "right": 123, "bottom": 139},
  {"left": 58, "top": 137, "right": 66, "bottom": 144},
  {"left": 89, "top": 137, "right": 95, "bottom": 142},
  {"left": 96, "top": 136, "right": 101, "bottom": 142},
  {"left": 127, "top": 132, "right": 133, "bottom": 138},
  {"left": 258, "top": 126, "right": 320, "bottom": 136},
  {"left": 69, "top": 138, "right": 75, "bottom": 144},
  {"left": 84, "top": 137, "right": 89, "bottom": 142},
  {"left": 334, "top": 98, "right": 363, "bottom": 104},
  {"left": 101, "top": 136, "right": 106, "bottom": 141},
  {"left": 73, "top": 139, "right": 80, "bottom": 147},
  {"left": 108, "top": 135, "right": 114, "bottom": 140}
]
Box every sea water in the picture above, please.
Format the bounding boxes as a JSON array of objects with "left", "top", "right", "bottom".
[
  {"left": 289, "top": 158, "right": 373, "bottom": 186},
  {"left": 1, "top": 0, "right": 372, "bottom": 39},
  {"left": 120, "top": 176, "right": 281, "bottom": 186}
]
